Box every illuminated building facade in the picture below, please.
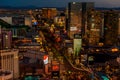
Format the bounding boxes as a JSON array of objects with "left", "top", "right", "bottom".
[
  {"left": 54, "top": 13, "right": 66, "bottom": 29},
  {"left": 0, "top": 15, "right": 12, "bottom": 25},
  {"left": 68, "top": 2, "right": 82, "bottom": 39},
  {"left": 42, "top": 8, "right": 57, "bottom": 19},
  {"left": 51, "top": 60, "right": 60, "bottom": 79},
  {"left": 0, "top": 29, "right": 12, "bottom": 49},
  {"left": 119, "top": 14, "right": 120, "bottom": 35},
  {"left": 81, "top": 2, "right": 95, "bottom": 36},
  {"left": 87, "top": 10, "right": 103, "bottom": 46},
  {"left": 104, "top": 11, "right": 119, "bottom": 46},
  {"left": 68, "top": 2, "right": 94, "bottom": 39},
  {"left": 118, "top": 14, "right": 120, "bottom": 45},
  {"left": 0, "top": 70, "right": 13, "bottom": 80},
  {"left": 0, "top": 49, "right": 19, "bottom": 79},
  {"left": 0, "top": 28, "right": 19, "bottom": 79},
  {"left": 0, "top": 26, "right": 1, "bottom": 49}
]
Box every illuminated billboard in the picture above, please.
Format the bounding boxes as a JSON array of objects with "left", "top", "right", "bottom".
[
  {"left": 51, "top": 60, "right": 60, "bottom": 71},
  {"left": 52, "top": 65, "right": 59, "bottom": 71},
  {"left": 73, "top": 39, "right": 82, "bottom": 57},
  {"left": 43, "top": 55, "right": 48, "bottom": 64}
]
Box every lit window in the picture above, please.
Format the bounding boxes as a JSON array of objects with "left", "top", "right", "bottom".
[
  {"left": 91, "top": 23, "right": 95, "bottom": 28},
  {"left": 5, "top": 35, "right": 8, "bottom": 39},
  {"left": 73, "top": 2, "right": 76, "bottom": 4}
]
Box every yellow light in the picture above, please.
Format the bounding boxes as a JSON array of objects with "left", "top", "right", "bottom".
[
  {"left": 34, "top": 37, "right": 39, "bottom": 40},
  {"left": 98, "top": 43, "right": 104, "bottom": 46},
  {"left": 14, "top": 56, "right": 18, "bottom": 59},
  {"left": 96, "top": 49, "right": 100, "bottom": 52},
  {"left": 111, "top": 48, "right": 118, "bottom": 52}
]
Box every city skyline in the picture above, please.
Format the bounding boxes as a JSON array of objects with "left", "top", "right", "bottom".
[{"left": 1, "top": 0, "right": 120, "bottom": 8}]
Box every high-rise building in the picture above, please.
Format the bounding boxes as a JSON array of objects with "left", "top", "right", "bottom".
[
  {"left": 82, "top": 2, "right": 95, "bottom": 36},
  {"left": 118, "top": 14, "right": 120, "bottom": 36},
  {"left": 0, "top": 25, "right": 1, "bottom": 34},
  {"left": 0, "top": 29, "right": 12, "bottom": 49},
  {"left": 68, "top": 2, "right": 82, "bottom": 39},
  {"left": 68, "top": 2, "right": 94, "bottom": 39},
  {"left": 118, "top": 14, "right": 120, "bottom": 45},
  {"left": 0, "top": 49, "right": 19, "bottom": 79},
  {"left": 0, "top": 27, "right": 19, "bottom": 79},
  {"left": 0, "top": 25, "right": 2, "bottom": 50},
  {"left": 104, "top": 11, "right": 119, "bottom": 46},
  {"left": 87, "top": 10, "right": 104, "bottom": 46}
]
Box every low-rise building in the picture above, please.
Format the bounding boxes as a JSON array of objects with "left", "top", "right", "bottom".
[
  {"left": 0, "top": 49, "right": 19, "bottom": 79},
  {"left": 0, "top": 70, "right": 13, "bottom": 80}
]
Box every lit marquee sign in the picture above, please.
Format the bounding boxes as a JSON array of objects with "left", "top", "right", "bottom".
[
  {"left": 43, "top": 55, "right": 48, "bottom": 64},
  {"left": 52, "top": 65, "right": 59, "bottom": 71}
]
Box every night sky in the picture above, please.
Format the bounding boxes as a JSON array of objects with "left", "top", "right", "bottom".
[{"left": 1, "top": 0, "right": 120, "bottom": 8}]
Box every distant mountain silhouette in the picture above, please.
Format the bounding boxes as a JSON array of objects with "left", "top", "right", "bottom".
[
  {"left": 95, "top": 7, "right": 120, "bottom": 10},
  {"left": 0, "top": 6, "right": 38, "bottom": 10},
  {"left": 0, "top": 6, "right": 120, "bottom": 10},
  {"left": 0, "top": 6, "right": 66, "bottom": 10}
]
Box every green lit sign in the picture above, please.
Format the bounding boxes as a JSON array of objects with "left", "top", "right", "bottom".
[{"left": 25, "top": 76, "right": 39, "bottom": 80}]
